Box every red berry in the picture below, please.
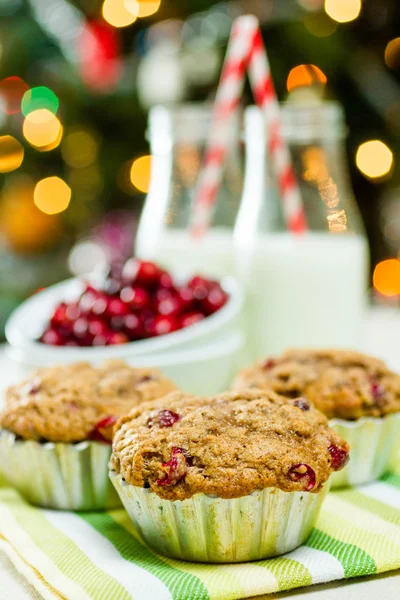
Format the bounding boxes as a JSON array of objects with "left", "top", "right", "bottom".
[
  {"left": 288, "top": 464, "right": 316, "bottom": 490},
  {"left": 124, "top": 313, "right": 143, "bottom": 339},
  {"left": 159, "top": 271, "right": 175, "bottom": 289},
  {"left": 65, "top": 340, "right": 80, "bottom": 347},
  {"left": 91, "top": 295, "right": 108, "bottom": 316},
  {"left": 120, "top": 286, "right": 150, "bottom": 311},
  {"left": 40, "top": 328, "right": 65, "bottom": 346},
  {"left": 106, "top": 297, "right": 130, "bottom": 318},
  {"left": 123, "top": 259, "right": 161, "bottom": 287},
  {"left": 371, "top": 381, "right": 384, "bottom": 400},
  {"left": 180, "top": 312, "right": 205, "bottom": 328},
  {"left": 263, "top": 358, "right": 277, "bottom": 370},
  {"left": 149, "top": 315, "right": 180, "bottom": 337},
  {"left": 92, "top": 335, "right": 108, "bottom": 346},
  {"left": 156, "top": 447, "right": 190, "bottom": 486},
  {"left": 65, "top": 302, "right": 81, "bottom": 321},
  {"left": 107, "top": 332, "right": 129, "bottom": 345},
  {"left": 50, "top": 302, "right": 69, "bottom": 327},
  {"left": 201, "top": 285, "right": 228, "bottom": 315},
  {"left": 148, "top": 409, "right": 181, "bottom": 428},
  {"left": 188, "top": 276, "right": 209, "bottom": 301},
  {"left": 105, "top": 278, "right": 122, "bottom": 296},
  {"left": 88, "top": 318, "right": 108, "bottom": 338},
  {"left": 291, "top": 398, "right": 311, "bottom": 411},
  {"left": 96, "top": 415, "right": 117, "bottom": 430},
  {"left": 156, "top": 295, "right": 182, "bottom": 317},
  {"left": 79, "top": 286, "right": 98, "bottom": 314},
  {"left": 72, "top": 317, "right": 90, "bottom": 339},
  {"left": 178, "top": 286, "right": 195, "bottom": 311},
  {"left": 328, "top": 444, "right": 349, "bottom": 471}
]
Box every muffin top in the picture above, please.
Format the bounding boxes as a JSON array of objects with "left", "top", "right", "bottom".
[
  {"left": 1, "top": 360, "right": 177, "bottom": 443},
  {"left": 232, "top": 349, "right": 400, "bottom": 420},
  {"left": 110, "top": 389, "right": 349, "bottom": 500}
]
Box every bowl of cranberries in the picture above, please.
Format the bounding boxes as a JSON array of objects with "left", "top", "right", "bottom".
[{"left": 5, "top": 258, "right": 243, "bottom": 365}]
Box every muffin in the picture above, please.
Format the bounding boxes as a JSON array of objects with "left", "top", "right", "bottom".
[
  {"left": 232, "top": 349, "right": 400, "bottom": 487},
  {"left": 0, "top": 360, "right": 177, "bottom": 509},
  {"left": 109, "top": 389, "right": 349, "bottom": 562}
]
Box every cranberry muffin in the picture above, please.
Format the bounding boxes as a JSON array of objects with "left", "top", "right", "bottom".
[
  {"left": 109, "top": 389, "right": 348, "bottom": 562},
  {"left": 232, "top": 349, "right": 400, "bottom": 487},
  {"left": 0, "top": 360, "right": 177, "bottom": 509}
]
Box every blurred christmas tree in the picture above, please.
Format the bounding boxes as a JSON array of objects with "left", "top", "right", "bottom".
[{"left": 0, "top": 0, "right": 399, "bottom": 335}]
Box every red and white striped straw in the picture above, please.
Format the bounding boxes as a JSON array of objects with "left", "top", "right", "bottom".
[
  {"left": 190, "top": 17, "right": 255, "bottom": 237},
  {"left": 247, "top": 22, "right": 307, "bottom": 233},
  {"left": 191, "top": 15, "right": 307, "bottom": 235}
]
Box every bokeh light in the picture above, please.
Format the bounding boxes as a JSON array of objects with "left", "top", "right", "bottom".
[
  {"left": 0, "top": 136, "right": 24, "bottom": 172},
  {"left": 384, "top": 38, "right": 400, "bottom": 71},
  {"left": 34, "top": 177, "right": 71, "bottom": 215},
  {"left": 373, "top": 259, "right": 400, "bottom": 297},
  {"left": 102, "top": 0, "right": 138, "bottom": 27},
  {"left": 130, "top": 155, "right": 152, "bottom": 192},
  {"left": 355, "top": 140, "right": 393, "bottom": 179},
  {"left": 61, "top": 129, "right": 98, "bottom": 168},
  {"left": 21, "top": 86, "right": 59, "bottom": 117},
  {"left": 23, "top": 109, "right": 63, "bottom": 150},
  {"left": 134, "top": 0, "right": 161, "bottom": 18},
  {"left": 324, "top": 0, "right": 361, "bottom": 23},
  {"left": 287, "top": 64, "right": 327, "bottom": 92},
  {"left": 304, "top": 13, "right": 338, "bottom": 37},
  {"left": 0, "top": 76, "right": 29, "bottom": 114}
]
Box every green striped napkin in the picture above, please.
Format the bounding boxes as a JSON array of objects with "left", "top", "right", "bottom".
[{"left": 1, "top": 473, "right": 400, "bottom": 600}]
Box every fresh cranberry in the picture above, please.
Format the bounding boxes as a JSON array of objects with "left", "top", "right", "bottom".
[
  {"left": 155, "top": 295, "right": 182, "bottom": 317},
  {"left": 107, "top": 332, "right": 129, "bottom": 345},
  {"left": 328, "top": 444, "right": 349, "bottom": 471},
  {"left": 288, "top": 464, "right": 316, "bottom": 490},
  {"left": 92, "top": 335, "right": 108, "bottom": 346},
  {"left": 79, "top": 287, "right": 98, "bottom": 314},
  {"left": 159, "top": 271, "right": 174, "bottom": 289},
  {"left": 148, "top": 410, "right": 181, "bottom": 428},
  {"left": 88, "top": 318, "right": 109, "bottom": 338},
  {"left": 40, "top": 328, "right": 65, "bottom": 345},
  {"left": 120, "top": 286, "right": 150, "bottom": 311},
  {"left": 65, "top": 302, "right": 81, "bottom": 321},
  {"left": 124, "top": 313, "right": 143, "bottom": 339},
  {"left": 65, "top": 340, "right": 80, "bottom": 347},
  {"left": 72, "top": 317, "right": 90, "bottom": 339},
  {"left": 91, "top": 295, "right": 108, "bottom": 316},
  {"left": 291, "top": 398, "right": 311, "bottom": 411},
  {"left": 263, "top": 358, "right": 277, "bottom": 370},
  {"left": 201, "top": 284, "right": 228, "bottom": 315},
  {"left": 180, "top": 312, "right": 205, "bottom": 328},
  {"left": 104, "top": 278, "right": 122, "bottom": 296},
  {"left": 106, "top": 297, "right": 130, "bottom": 318},
  {"left": 156, "top": 447, "right": 189, "bottom": 486},
  {"left": 122, "top": 258, "right": 161, "bottom": 287},
  {"left": 50, "top": 303, "right": 69, "bottom": 327},
  {"left": 96, "top": 415, "right": 117, "bottom": 430},
  {"left": 188, "top": 276, "right": 209, "bottom": 301},
  {"left": 178, "top": 286, "right": 195, "bottom": 311},
  {"left": 371, "top": 380, "right": 384, "bottom": 400},
  {"left": 149, "top": 315, "right": 180, "bottom": 337}
]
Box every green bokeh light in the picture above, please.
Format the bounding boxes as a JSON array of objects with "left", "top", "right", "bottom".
[{"left": 21, "top": 86, "right": 59, "bottom": 116}]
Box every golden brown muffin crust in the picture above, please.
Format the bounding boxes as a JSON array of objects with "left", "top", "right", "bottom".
[
  {"left": 232, "top": 349, "right": 400, "bottom": 420},
  {"left": 1, "top": 360, "right": 177, "bottom": 443},
  {"left": 110, "top": 389, "right": 349, "bottom": 500}
]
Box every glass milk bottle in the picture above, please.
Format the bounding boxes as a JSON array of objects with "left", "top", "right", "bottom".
[
  {"left": 135, "top": 104, "right": 243, "bottom": 277},
  {"left": 234, "top": 103, "right": 369, "bottom": 359}
]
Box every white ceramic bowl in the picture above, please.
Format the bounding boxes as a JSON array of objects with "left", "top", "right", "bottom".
[{"left": 5, "top": 273, "right": 243, "bottom": 363}]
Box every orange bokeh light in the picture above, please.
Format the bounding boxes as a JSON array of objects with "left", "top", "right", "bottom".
[
  {"left": 0, "top": 76, "right": 30, "bottom": 114},
  {"left": 373, "top": 259, "right": 400, "bottom": 297},
  {"left": 287, "top": 64, "right": 327, "bottom": 92}
]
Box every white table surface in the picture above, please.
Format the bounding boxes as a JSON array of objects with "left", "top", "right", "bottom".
[{"left": 1, "top": 305, "right": 400, "bottom": 600}]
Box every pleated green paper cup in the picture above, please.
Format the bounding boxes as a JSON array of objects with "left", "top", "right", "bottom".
[
  {"left": 0, "top": 430, "right": 120, "bottom": 510},
  {"left": 109, "top": 470, "right": 329, "bottom": 563},
  {"left": 329, "top": 412, "right": 400, "bottom": 489}
]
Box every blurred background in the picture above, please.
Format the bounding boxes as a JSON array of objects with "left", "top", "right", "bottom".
[{"left": 0, "top": 0, "right": 399, "bottom": 337}]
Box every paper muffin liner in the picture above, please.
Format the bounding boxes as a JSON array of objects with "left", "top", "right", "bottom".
[
  {"left": 109, "top": 470, "right": 329, "bottom": 563},
  {"left": 0, "top": 430, "right": 120, "bottom": 510},
  {"left": 329, "top": 412, "right": 400, "bottom": 489}
]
